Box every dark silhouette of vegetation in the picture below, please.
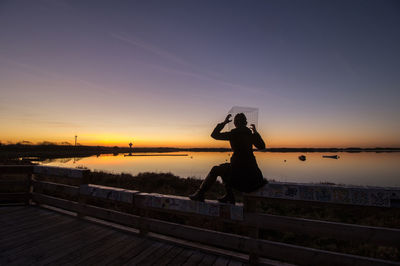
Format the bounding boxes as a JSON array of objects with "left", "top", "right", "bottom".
[{"left": 1, "top": 142, "right": 399, "bottom": 159}]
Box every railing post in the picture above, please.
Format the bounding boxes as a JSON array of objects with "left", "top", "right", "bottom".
[
  {"left": 244, "top": 195, "right": 260, "bottom": 265},
  {"left": 26, "top": 171, "right": 33, "bottom": 206},
  {"left": 139, "top": 209, "right": 149, "bottom": 237},
  {"left": 77, "top": 170, "right": 90, "bottom": 218}
]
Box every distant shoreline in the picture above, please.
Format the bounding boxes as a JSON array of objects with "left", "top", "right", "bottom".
[{"left": 1, "top": 144, "right": 399, "bottom": 161}]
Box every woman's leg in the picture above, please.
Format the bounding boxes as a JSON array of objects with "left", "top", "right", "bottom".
[
  {"left": 189, "top": 163, "right": 230, "bottom": 202},
  {"left": 218, "top": 171, "right": 236, "bottom": 204}
]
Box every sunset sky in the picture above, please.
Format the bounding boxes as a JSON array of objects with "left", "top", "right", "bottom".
[{"left": 1, "top": 0, "right": 399, "bottom": 148}]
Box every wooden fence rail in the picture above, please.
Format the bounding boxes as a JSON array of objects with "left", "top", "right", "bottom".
[
  {"left": 0, "top": 165, "right": 33, "bottom": 204},
  {"left": 1, "top": 165, "right": 399, "bottom": 265}
]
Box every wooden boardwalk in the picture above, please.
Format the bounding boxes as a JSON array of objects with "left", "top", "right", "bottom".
[{"left": 0, "top": 206, "right": 246, "bottom": 266}]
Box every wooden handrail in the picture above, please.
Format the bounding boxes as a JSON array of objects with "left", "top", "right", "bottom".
[
  {"left": 244, "top": 212, "right": 400, "bottom": 246},
  {"left": 30, "top": 192, "right": 399, "bottom": 266},
  {"left": 0, "top": 165, "right": 34, "bottom": 174}
]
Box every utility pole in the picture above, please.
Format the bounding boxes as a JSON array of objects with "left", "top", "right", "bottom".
[
  {"left": 75, "top": 135, "right": 77, "bottom": 146},
  {"left": 129, "top": 141, "right": 133, "bottom": 155}
]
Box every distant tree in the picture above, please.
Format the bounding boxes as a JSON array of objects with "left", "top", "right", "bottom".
[
  {"left": 38, "top": 141, "right": 56, "bottom": 146},
  {"left": 61, "top": 142, "right": 72, "bottom": 145},
  {"left": 19, "top": 140, "right": 33, "bottom": 145}
]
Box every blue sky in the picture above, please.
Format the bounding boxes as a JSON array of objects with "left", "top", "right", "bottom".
[{"left": 1, "top": 0, "right": 399, "bottom": 147}]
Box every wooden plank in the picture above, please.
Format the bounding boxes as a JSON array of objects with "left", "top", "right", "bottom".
[
  {"left": 145, "top": 217, "right": 249, "bottom": 252},
  {"left": 33, "top": 165, "right": 89, "bottom": 178},
  {"left": 253, "top": 238, "right": 400, "bottom": 266},
  {"left": 0, "top": 218, "right": 78, "bottom": 252},
  {"left": 245, "top": 182, "right": 400, "bottom": 208},
  {"left": 245, "top": 212, "right": 400, "bottom": 246},
  {"left": 167, "top": 248, "right": 195, "bottom": 265},
  {"left": 0, "top": 165, "right": 33, "bottom": 174},
  {"left": 97, "top": 236, "right": 150, "bottom": 266},
  {"left": 136, "top": 243, "right": 175, "bottom": 266},
  {"left": 0, "top": 180, "right": 28, "bottom": 188},
  {"left": 33, "top": 223, "right": 111, "bottom": 265},
  {"left": 103, "top": 238, "right": 153, "bottom": 266},
  {"left": 80, "top": 184, "right": 137, "bottom": 203},
  {"left": 156, "top": 246, "right": 184, "bottom": 265},
  {"left": 145, "top": 232, "right": 248, "bottom": 265},
  {"left": 228, "top": 259, "right": 244, "bottom": 266},
  {"left": 31, "top": 192, "right": 80, "bottom": 212},
  {"left": 32, "top": 180, "right": 79, "bottom": 197},
  {"left": 0, "top": 202, "right": 26, "bottom": 207},
  {"left": 0, "top": 210, "right": 75, "bottom": 247},
  {"left": 86, "top": 233, "right": 143, "bottom": 265},
  {"left": 0, "top": 210, "right": 60, "bottom": 236},
  {"left": 183, "top": 250, "right": 206, "bottom": 266},
  {"left": 0, "top": 206, "right": 26, "bottom": 215},
  {"left": 0, "top": 220, "right": 81, "bottom": 263},
  {"left": 0, "top": 193, "right": 27, "bottom": 202},
  {"left": 0, "top": 206, "right": 39, "bottom": 223},
  {"left": 4, "top": 220, "right": 103, "bottom": 263},
  {"left": 198, "top": 254, "right": 218, "bottom": 266},
  {"left": 213, "top": 256, "right": 230, "bottom": 266},
  {"left": 76, "top": 234, "right": 133, "bottom": 265},
  {"left": 48, "top": 230, "right": 122, "bottom": 265},
  {"left": 124, "top": 241, "right": 164, "bottom": 265},
  {"left": 137, "top": 193, "right": 221, "bottom": 218},
  {"left": 78, "top": 203, "right": 141, "bottom": 228}
]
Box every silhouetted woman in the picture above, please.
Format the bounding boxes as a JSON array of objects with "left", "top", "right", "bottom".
[{"left": 189, "top": 113, "right": 266, "bottom": 204}]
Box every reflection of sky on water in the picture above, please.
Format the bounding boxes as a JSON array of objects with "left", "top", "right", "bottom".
[{"left": 40, "top": 152, "right": 400, "bottom": 187}]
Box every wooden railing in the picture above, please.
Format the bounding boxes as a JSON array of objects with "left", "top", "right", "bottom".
[
  {"left": 1, "top": 165, "right": 399, "bottom": 266},
  {"left": 0, "top": 165, "right": 33, "bottom": 205}
]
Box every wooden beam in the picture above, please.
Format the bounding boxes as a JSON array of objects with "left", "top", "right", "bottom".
[
  {"left": 253, "top": 238, "right": 399, "bottom": 266},
  {"left": 0, "top": 165, "right": 34, "bottom": 174},
  {"left": 33, "top": 166, "right": 89, "bottom": 178},
  {"left": 32, "top": 180, "right": 79, "bottom": 197},
  {"left": 0, "top": 192, "right": 27, "bottom": 201},
  {"left": 31, "top": 193, "right": 80, "bottom": 213},
  {"left": 29, "top": 192, "right": 399, "bottom": 265},
  {"left": 245, "top": 213, "right": 400, "bottom": 246},
  {"left": 144, "top": 217, "right": 398, "bottom": 266},
  {"left": 244, "top": 182, "right": 400, "bottom": 208},
  {"left": 79, "top": 204, "right": 141, "bottom": 229},
  {"left": 0, "top": 180, "right": 28, "bottom": 188}
]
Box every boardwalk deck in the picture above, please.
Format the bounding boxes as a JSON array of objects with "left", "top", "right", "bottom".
[{"left": 0, "top": 206, "right": 246, "bottom": 266}]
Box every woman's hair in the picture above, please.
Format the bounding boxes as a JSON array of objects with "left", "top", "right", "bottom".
[{"left": 234, "top": 113, "right": 247, "bottom": 127}]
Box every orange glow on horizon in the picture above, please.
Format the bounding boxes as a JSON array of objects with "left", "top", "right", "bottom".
[
  {"left": 2, "top": 138, "right": 398, "bottom": 149},
  {"left": 2, "top": 129, "right": 399, "bottom": 148}
]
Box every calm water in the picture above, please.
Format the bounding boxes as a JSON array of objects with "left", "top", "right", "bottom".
[{"left": 40, "top": 152, "right": 400, "bottom": 187}]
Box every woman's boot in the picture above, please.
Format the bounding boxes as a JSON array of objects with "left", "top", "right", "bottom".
[
  {"left": 217, "top": 186, "right": 235, "bottom": 204},
  {"left": 189, "top": 168, "right": 218, "bottom": 202}
]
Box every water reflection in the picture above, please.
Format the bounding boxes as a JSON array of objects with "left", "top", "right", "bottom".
[{"left": 40, "top": 152, "right": 400, "bottom": 187}]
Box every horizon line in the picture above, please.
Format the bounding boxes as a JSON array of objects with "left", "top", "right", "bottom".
[{"left": 1, "top": 143, "right": 400, "bottom": 150}]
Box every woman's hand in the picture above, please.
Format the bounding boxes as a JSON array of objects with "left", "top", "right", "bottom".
[
  {"left": 250, "top": 124, "right": 257, "bottom": 133},
  {"left": 223, "top": 114, "right": 232, "bottom": 124}
]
